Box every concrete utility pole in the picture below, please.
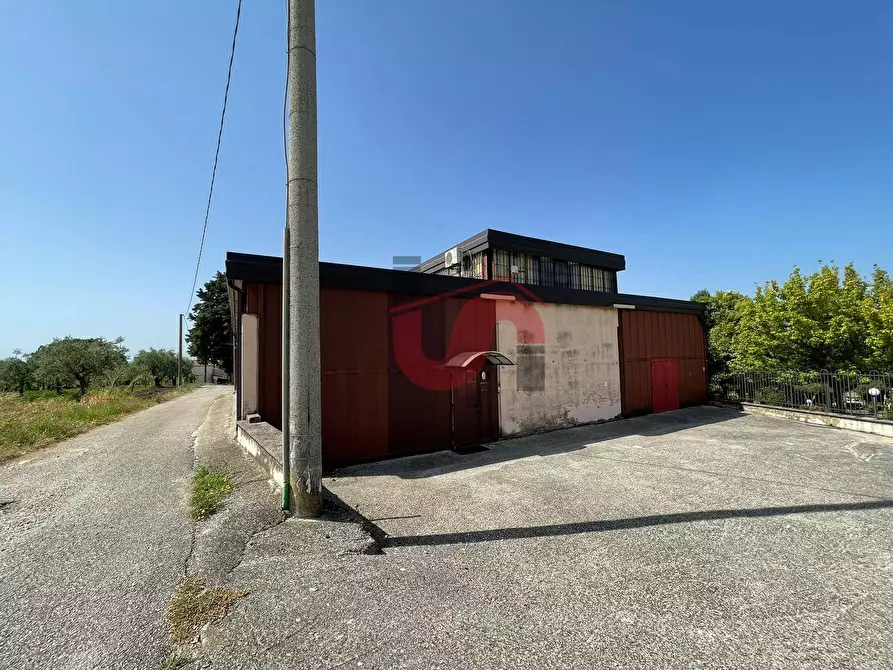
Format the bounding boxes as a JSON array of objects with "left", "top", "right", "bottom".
[
  {"left": 178, "top": 313, "right": 184, "bottom": 387},
  {"left": 286, "top": 0, "right": 322, "bottom": 517}
]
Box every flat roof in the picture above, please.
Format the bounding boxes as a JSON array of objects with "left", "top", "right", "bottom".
[
  {"left": 413, "top": 229, "right": 627, "bottom": 274},
  {"left": 226, "top": 252, "right": 702, "bottom": 316}
]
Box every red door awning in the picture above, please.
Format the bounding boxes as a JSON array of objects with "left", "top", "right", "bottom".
[{"left": 443, "top": 351, "right": 515, "bottom": 368}]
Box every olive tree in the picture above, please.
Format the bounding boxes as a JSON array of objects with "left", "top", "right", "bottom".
[
  {"left": 30, "top": 337, "right": 128, "bottom": 399},
  {"left": 0, "top": 351, "right": 34, "bottom": 396}
]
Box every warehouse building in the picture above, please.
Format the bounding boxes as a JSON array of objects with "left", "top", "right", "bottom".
[{"left": 226, "top": 229, "right": 707, "bottom": 470}]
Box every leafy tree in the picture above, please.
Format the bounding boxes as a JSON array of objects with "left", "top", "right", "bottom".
[
  {"left": 133, "top": 349, "right": 194, "bottom": 387},
  {"left": 691, "top": 290, "right": 746, "bottom": 376},
  {"left": 99, "top": 362, "right": 144, "bottom": 389},
  {"left": 0, "top": 351, "right": 34, "bottom": 396},
  {"left": 133, "top": 349, "right": 178, "bottom": 387},
  {"left": 697, "top": 262, "right": 892, "bottom": 377},
  {"left": 864, "top": 266, "right": 893, "bottom": 371},
  {"left": 186, "top": 271, "right": 233, "bottom": 375},
  {"left": 30, "top": 337, "right": 128, "bottom": 399}
]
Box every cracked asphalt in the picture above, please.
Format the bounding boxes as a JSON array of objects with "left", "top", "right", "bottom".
[{"left": 0, "top": 385, "right": 226, "bottom": 670}]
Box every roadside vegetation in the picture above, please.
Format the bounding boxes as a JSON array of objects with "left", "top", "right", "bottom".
[
  {"left": 0, "top": 386, "right": 194, "bottom": 462},
  {"left": 0, "top": 337, "right": 198, "bottom": 462},
  {"left": 189, "top": 466, "right": 234, "bottom": 520},
  {"left": 161, "top": 576, "right": 247, "bottom": 667}
]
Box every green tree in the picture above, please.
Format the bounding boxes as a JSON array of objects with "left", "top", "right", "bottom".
[
  {"left": 30, "top": 337, "right": 128, "bottom": 399},
  {"left": 133, "top": 349, "right": 194, "bottom": 387},
  {"left": 186, "top": 271, "right": 233, "bottom": 375},
  {"left": 864, "top": 266, "right": 893, "bottom": 370},
  {"left": 133, "top": 349, "right": 179, "bottom": 387},
  {"left": 691, "top": 289, "right": 746, "bottom": 380},
  {"left": 0, "top": 351, "right": 34, "bottom": 396},
  {"left": 699, "top": 262, "right": 891, "bottom": 375}
]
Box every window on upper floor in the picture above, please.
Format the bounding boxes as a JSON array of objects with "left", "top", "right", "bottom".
[
  {"left": 484, "top": 250, "right": 615, "bottom": 292},
  {"left": 541, "top": 257, "right": 554, "bottom": 287},
  {"left": 493, "top": 249, "right": 511, "bottom": 281}
]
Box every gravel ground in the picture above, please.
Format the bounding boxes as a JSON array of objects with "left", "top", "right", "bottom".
[
  {"left": 196, "top": 406, "right": 893, "bottom": 670},
  {"left": 0, "top": 385, "right": 227, "bottom": 670}
]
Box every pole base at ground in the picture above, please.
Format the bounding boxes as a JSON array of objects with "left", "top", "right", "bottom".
[{"left": 290, "top": 479, "right": 322, "bottom": 518}]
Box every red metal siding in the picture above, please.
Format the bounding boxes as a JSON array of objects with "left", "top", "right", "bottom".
[
  {"left": 321, "top": 288, "right": 391, "bottom": 469},
  {"left": 620, "top": 310, "right": 707, "bottom": 415}
]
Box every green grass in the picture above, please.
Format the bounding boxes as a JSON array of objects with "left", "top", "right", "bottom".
[
  {"left": 167, "top": 576, "right": 247, "bottom": 647},
  {"left": 189, "top": 466, "right": 234, "bottom": 520},
  {"left": 0, "top": 386, "right": 194, "bottom": 462}
]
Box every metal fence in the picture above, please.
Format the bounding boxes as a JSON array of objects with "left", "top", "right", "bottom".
[{"left": 715, "top": 370, "right": 893, "bottom": 420}]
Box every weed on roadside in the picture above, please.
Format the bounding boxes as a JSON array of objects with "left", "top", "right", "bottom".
[
  {"left": 189, "top": 466, "right": 234, "bottom": 520},
  {"left": 167, "top": 576, "right": 248, "bottom": 647}
]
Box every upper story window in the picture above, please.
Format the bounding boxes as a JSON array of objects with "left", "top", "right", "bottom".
[{"left": 489, "top": 249, "right": 616, "bottom": 292}]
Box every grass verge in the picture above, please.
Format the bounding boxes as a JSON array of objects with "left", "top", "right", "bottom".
[
  {"left": 0, "top": 386, "right": 196, "bottom": 463},
  {"left": 168, "top": 576, "right": 248, "bottom": 647},
  {"left": 190, "top": 466, "right": 234, "bottom": 520}
]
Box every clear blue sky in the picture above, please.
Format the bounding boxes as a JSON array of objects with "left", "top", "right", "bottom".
[{"left": 2, "top": 1, "right": 892, "bottom": 358}]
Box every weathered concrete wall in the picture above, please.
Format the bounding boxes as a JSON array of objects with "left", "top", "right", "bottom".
[{"left": 497, "top": 303, "right": 621, "bottom": 436}]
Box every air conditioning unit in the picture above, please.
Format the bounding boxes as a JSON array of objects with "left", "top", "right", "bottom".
[{"left": 443, "top": 246, "right": 459, "bottom": 268}]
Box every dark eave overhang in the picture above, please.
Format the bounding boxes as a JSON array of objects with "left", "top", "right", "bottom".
[{"left": 226, "top": 252, "right": 702, "bottom": 316}]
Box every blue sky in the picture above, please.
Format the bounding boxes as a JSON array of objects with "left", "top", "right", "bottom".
[{"left": 2, "top": 1, "right": 892, "bottom": 358}]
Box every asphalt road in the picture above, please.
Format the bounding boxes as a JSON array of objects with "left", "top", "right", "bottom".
[
  {"left": 0, "top": 386, "right": 225, "bottom": 670},
  {"left": 201, "top": 406, "right": 893, "bottom": 670}
]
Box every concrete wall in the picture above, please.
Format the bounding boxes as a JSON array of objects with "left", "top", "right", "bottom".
[
  {"left": 741, "top": 403, "right": 893, "bottom": 438},
  {"left": 497, "top": 303, "right": 621, "bottom": 436},
  {"left": 241, "top": 314, "right": 259, "bottom": 417}
]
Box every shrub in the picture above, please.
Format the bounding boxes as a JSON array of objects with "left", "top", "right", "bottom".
[{"left": 755, "top": 387, "right": 787, "bottom": 406}]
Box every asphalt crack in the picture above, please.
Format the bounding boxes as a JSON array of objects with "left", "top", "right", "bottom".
[{"left": 224, "top": 511, "right": 287, "bottom": 580}]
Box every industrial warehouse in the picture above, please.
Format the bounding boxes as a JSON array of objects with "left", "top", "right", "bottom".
[{"left": 226, "top": 229, "right": 708, "bottom": 470}]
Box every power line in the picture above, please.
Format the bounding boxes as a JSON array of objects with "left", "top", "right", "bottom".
[{"left": 186, "top": 0, "right": 243, "bottom": 316}]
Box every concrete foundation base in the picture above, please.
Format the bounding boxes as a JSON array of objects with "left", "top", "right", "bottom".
[
  {"left": 235, "top": 420, "right": 284, "bottom": 486},
  {"left": 739, "top": 402, "right": 893, "bottom": 438}
]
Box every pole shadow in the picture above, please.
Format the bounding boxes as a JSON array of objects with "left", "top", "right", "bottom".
[{"left": 378, "top": 499, "right": 893, "bottom": 548}]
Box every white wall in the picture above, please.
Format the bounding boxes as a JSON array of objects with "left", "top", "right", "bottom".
[
  {"left": 241, "top": 314, "right": 259, "bottom": 417},
  {"left": 497, "top": 303, "right": 621, "bottom": 436}
]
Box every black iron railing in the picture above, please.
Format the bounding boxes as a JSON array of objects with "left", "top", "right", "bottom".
[{"left": 715, "top": 370, "right": 893, "bottom": 420}]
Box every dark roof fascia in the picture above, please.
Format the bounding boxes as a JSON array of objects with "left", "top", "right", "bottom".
[
  {"left": 226, "top": 251, "right": 283, "bottom": 285},
  {"left": 226, "top": 252, "right": 702, "bottom": 315},
  {"left": 413, "top": 229, "right": 627, "bottom": 274}
]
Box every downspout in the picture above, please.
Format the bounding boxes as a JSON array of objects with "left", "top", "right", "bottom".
[{"left": 281, "top": 228, "right": 291, "bottom": 511}]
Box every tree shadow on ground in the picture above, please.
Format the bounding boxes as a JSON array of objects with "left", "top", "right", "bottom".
[{"left": 331, "top": 405, "right": 746, "bottom": 480}]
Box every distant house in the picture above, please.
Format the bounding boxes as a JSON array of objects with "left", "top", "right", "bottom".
[
  {"left": 191, "top": 364, "right": 228, "bottom": 384},
  {"left": 225, "top": 229, "right": 707, "bottom": 470}
]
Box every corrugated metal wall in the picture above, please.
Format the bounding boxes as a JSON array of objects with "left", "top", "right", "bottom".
[
  {"left": 619, "top": 310, "right": 707, "bottom": 415},
  {"left": 246, "top": 283, "right": 499, "bottom": 470}
]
